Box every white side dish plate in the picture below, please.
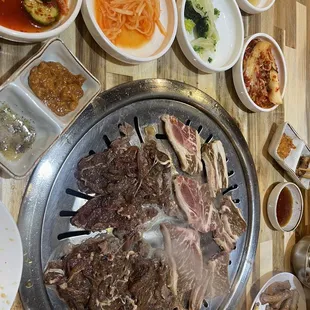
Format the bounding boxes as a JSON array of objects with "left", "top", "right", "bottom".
[
  {"left": 0, "top": 201, "right": 23, "bottom": 310},
  {"left": 177, "top": 0, "right": 244, "bottom": 73},
  {"left": 251, "top": 272, "right": 307, "bottom": 310},
  {"left": 268, "top": 122, "right": 310, "bottom": 189},
  {"left": 0, "top": 38, "right": 101, "bottom": 178}
]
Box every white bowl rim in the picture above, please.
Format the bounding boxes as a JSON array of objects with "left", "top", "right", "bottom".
[
  {"left": 84, "top": 0, "right": 178, "bottom": 63},
  {"left": 237, "top": 0, "right": 276, "bottom": 13},
  {"left": 237, "top": 32, "right": 287, "bottom": 112},
  {"left": 0, "top": 0, "right": 82, "bottom": 40},
  {"left": 269, "top": 182, "right": 303, "bottom": 232},
  {"left": 178, "top": 0, "right": 244, "bottom": 73}
]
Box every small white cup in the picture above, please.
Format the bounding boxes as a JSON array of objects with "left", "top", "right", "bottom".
[{"left": 267, "top": 182, "right": 303, "bottom": 232}]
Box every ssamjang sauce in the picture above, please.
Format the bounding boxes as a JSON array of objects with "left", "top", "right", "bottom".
[{"left": 29, "top": 62, "right": 86, "bottom": 117}]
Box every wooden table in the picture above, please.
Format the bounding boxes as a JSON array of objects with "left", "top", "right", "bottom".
[{"left": 1, "top": 0, "right": 309, "bottom": 308}]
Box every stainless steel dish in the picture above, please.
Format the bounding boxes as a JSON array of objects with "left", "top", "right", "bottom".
[
  {"left": 292, "top": 235, "right": 310, "bottom": 288},
  {"left": 18, "top": 79, "right": 260, "bottom": 309}
]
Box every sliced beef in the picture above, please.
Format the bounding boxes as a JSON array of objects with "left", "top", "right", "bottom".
[
  {"left": 201, "top": 141, "right": 228, "bottom": 197},
  {"left": 162, "top": 115, "right": 202, "bottom": 175},
  {"left": 174, "top": 176, "right": 220, "bottom": 233},
  {"left": 44, "top": 236, "right": 179, "bottom": 310},
  {"left": 190, "top": 252, "right": 230, "bottom": 309},
  {"left": 205, "top": 252, "right": 230, "bottom": 299},
  {"left": 213, "top": 196, "right": 247, "bottom": 252},
  {"left": 75, "top": 134, "right": 177, "bottom": 217},
  {"left": 76, "top": 123, "right": 138, "bottom": 196},
  {"left": 160, "top": 224, "right": 203, "bottom": 297},
  {"left": 71, "top": 195, "right": 158, "bottom": 232}
]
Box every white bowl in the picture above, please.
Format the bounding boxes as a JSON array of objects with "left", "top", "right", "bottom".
[
  {"left": 0, "top": 0, "right": 82, "bottom": 43},
  {"left": 81, "top": 0, "right": 177, "bottom": 64},
  {"left": 232, "top": 33, "right": 287, "bottom": 112},
  {"left": 176, "top": 0, "right": 244, "bottom": 73},
  {"left": 0, "top": 201, "right": 23, "bottom": 310},
  {"left": 236, "top": 0, "right": 276, "bottom": 15},
  {"left": 267, "top": 182, "right": 303, "bottom": 232}
]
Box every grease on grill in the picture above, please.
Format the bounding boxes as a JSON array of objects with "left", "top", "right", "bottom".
[{"left": 29, "top": 62, "right": 86, "bottom": 117}]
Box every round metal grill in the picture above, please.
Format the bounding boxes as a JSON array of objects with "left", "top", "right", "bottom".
[{"left": 18, "top": 79, "right": 259, "bottom": 310}]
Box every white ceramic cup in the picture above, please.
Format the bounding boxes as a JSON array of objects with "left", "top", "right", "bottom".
[{"left": 267, "top": 182, "right": 303, "bottom": 232}]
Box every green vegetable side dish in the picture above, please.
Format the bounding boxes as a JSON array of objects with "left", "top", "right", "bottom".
[
  {"left": 185, "top": 19, "right": 196, "bottom": 33},
  {"left": 23, "top": 0, "right": 60, "bottom": 26},
  {"left": 0, "top": 104, "right": 36, "bottom": 161},
  {"left": 184, "top": 0, "right": 220, "bottom": 63}
]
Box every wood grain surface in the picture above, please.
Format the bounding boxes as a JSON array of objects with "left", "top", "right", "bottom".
[{"left": 0, "top": 0, "right": 309, "bottom": 308}]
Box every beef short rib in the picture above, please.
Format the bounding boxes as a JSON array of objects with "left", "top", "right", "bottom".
[
  {"left": 202, "top": 140, "right": 228, "bottom": 197},
  {"left": 174, "top": 175, "right": 220, "bottom": 233},
  {"left": 213, "top": 196, "right": 247, "bottom": 252},
  {"left": 162, "top": 115, "right": 202, "bottom": 175}
]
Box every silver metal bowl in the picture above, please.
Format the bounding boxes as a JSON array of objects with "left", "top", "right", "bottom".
[{"left": 291, "top": 235, "right": 310, "bottom": 288}]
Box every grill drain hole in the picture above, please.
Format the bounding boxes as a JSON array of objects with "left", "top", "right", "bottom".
[
  {"left": 197, "top": 125, "right": 203, "bottom": 134},
  {"left": 205, "top": 134, "right": 213, "bottom": 143},
  {"left": 233, "top": 199, "right": 240, "bottom": 203},
  {"left": 89, "top": 150, "right": 96, "bottom": 156},
  {"left": 229, "top": 260, "right": 232, "bottom": 265},
  {"left": 185, "top": 119, "right": 191, "bottom": 126},
  {"left": 103, "top": 135, "right": 111, "bottom": 147},
  {"left": 65, "top": 188, "right": 92, "bottom": 200},
  {"left": 155, "top": 133, "right": 167, "bottom": 139},
  {"left": 228, "top": 170, "right": 235, "bottom": 177},
  {"left": 222, "top": 184, "right": 238, "bottom": 195},
  {"left": 134, "top": 116, "right": 144, "bottom": 143},
  {"left": 59, "top": 211, "right": 77, "bottom": 217},
  {"left": 203, "top": 300, "right": 209, "bottom": 308},
  {"left": 57, "top": 230, "right": 90, "bottom": 240}
]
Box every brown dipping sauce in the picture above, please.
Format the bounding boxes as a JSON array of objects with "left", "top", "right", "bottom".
[
  {"left": 276, "top": 187, "right": 293, "bottom": 227},
  {"left": 29, "top": 62, "right": 86, "bottom": 117}
]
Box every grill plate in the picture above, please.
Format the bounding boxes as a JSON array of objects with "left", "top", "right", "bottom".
[{"left": 18, "top": 79, "right": 259, "bottom": 310}]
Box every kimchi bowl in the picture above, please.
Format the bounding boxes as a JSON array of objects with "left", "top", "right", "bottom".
[{"left": 232, "top": 33, "right": 287, "bottom": 113}]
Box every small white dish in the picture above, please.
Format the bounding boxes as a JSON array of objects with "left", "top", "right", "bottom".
[
  {"left": 0, "top": 38, "right": 101, "bottom": 178},
  {"left": 251, "top": 272, "right": 307, "bottom": 310},
  {"left": 0, "top": 0, "right": 82, "bottom": 43},
  {"left": 81, "top": 0, "right": 177, "bottom": 64},
  {"left": 0, "top": 201, "right": 23, "bottom": 310},
  {"left": 176, "top": 0, "right": 244, "bottom": 73},
  {"left": 236, "top": 0, "right": 275, "bottom": 15},
  {"left": 232, "top": 33, "right": 287, "bottom": 113},
  {"left": 267, "top": 182, "right": 303, "bottom": 232},
  {"left": 268, "top": 123, "right": 310, "bottom": 190}
]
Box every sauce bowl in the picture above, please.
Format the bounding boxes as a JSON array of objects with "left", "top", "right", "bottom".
[
  {"left": 236, "top": 0, "right": 276, "bottom": 15},
  {"left": 0, "top": 0, "right": 82, "bottom": 43},
  {"left": 267, "top": 182, "right": 303, "bottom": 232}
]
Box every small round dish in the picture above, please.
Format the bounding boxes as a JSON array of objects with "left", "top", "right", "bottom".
[
  {"left": 236, "top": 0, "right": 276, "bottom": 15},
  {"left": 176, "top": 0, "right": 244, "bottom": 73},
  {"left": 232, "top": 33, "right": 287, "bottom": 113},
  {"left": 81, "top": 0, "right": 177, "bottom": 64},
  {"left": 250, "top": 272, "right": 307, "bottom": 310},
  {"left": 0, "top": 201, "right": 23, "bottom": 309},
  {"left": 267, "top": 182, "right": 303, "bottom": 232},
  {"left": 0, "top": 0, "right": 82, "bottom": 43}
]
